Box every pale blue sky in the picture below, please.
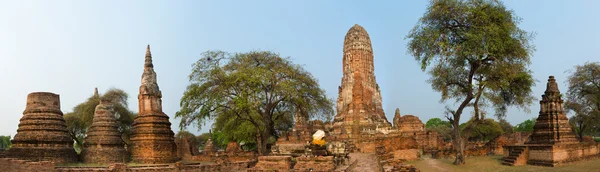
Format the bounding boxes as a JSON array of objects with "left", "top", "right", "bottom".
[{"left": 1, "top": 1, "right": 598, "bottom": 136}]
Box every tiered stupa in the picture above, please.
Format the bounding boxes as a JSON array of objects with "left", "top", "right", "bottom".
[
  {"left": 333, "top": 24, "right": 391, "bottom": 138},
  {"left": 202, "top": 138, "right": 217, "bottom": 154},
  {"left": 7, "top": 92, "right": 77, "bottom": 163},
  {"left": 130, "top": 45, "right": 178, "bottom": 163},
  {"left": 503, "top": 76, "right": 589, "bottom": 167},
  {"left": 81, "top": 99, "right": 127, "bottom": 163},
  {"left": 526, "top": 76, "right": 578, "bottom": 144}
]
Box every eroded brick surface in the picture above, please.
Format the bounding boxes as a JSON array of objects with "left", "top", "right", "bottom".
[
  {"left": 7, "top": 92, "right": 77, "bottom": 163},
  {"left": 333, "top": 24, "right": 391, "bottom": 138}
]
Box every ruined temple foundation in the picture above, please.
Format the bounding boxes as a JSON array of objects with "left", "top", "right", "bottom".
[
  {"left": 7, "top": 92, "right": 78, "bottom": 163},
  {"left": 81, "top": 99, "right": 127, "bottom": 163},
  {"left": 503, "top": 76, "right": 600, "bottom": 167},
  {"left": 129, "top": 45, "right": 178, "bottom": 164}
]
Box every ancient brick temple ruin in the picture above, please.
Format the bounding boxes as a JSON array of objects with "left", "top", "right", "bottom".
[
  {"left": 81, "top": 99, "right": 127, "bottom": 163},
  {"left": 6, "top": 92, "right": 78, "bottom": 163},
  {"left": 503, "top": 76, "right": 600, "bottom": 166},
  {"left": 129, "top": 45, "right": 178, "bottom": 164},
  {"left": 333, "top": 24, "right": 392, "bottom": 138},
  {"left": 254, "top": 24, "right": 439, "bottom": 172},
  {"left": 526, "top": 76, "right": 579, "bottom": 145}
]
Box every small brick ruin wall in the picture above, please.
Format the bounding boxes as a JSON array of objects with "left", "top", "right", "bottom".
[
  {"left": 294, "top": 156, "right": 335, "bottom": 172},
  {"left": 487, "top": 132, "right": 532, "bottom": 155},
  {"left": 0, "top": 158, "right": 55, "bottom": 172},
  {"left": 0, "top": 158, "right": 254, "bottom": 172}
]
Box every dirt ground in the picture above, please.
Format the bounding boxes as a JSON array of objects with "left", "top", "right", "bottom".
[{"left": 407, "top": 155, "right": 600, "bottom": 172}]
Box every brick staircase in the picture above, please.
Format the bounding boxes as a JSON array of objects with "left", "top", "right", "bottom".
[{"left": 502, "top": 146, "right": 528, "bottom": 166}]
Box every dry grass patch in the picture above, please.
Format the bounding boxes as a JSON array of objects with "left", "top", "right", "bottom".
[{"left": 407, "top": 155, "right": 600, "bottom": 172}]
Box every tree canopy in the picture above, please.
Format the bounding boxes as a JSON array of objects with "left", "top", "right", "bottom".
[
  {"left": 63, "top": 88, "right": 136, "bottom": 152},
  {"left": 425, "top": 118, "right": 453, "bottom": 141},
  {"left": 513, "top": 118, "right": 535, "bottom": 132},
  {"left": 406, "top": 0, "right": 536, "bottom": 165},
  {"left": 498, "top": 118, "right": 514, "bottom": 134},
  {"left": 565, "top": 62, "right": 600, "bottom": 139},
  {"left": 461, "top": 118, "right": 504, "bottom": 142},
  {"left": 176, "top": 50, "right": 334, "bottom": 155}
]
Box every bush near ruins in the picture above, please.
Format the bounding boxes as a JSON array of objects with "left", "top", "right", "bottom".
[
  {"left": 425, "top": 118, "right": 453, "bottom": 141},
  {"left": 64, "top": 88, "right": 136, "bottom": 153},
  {"left": 176, "top": 50, "right": 334, "bottom": 155},
  {"left": 407, "top": 0, "right": 536, "bottom": 165},
  {"left": 0, "top": 135, "right": 11, "bottom": 149},
  {"left": 513, "top": 118, "right": 535, "bottom": 132},
  {"left": 460, "top": 118, "right": 504, "bottom": 142}
]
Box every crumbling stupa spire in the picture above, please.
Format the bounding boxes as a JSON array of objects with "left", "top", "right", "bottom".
[
  {"left": 130, "top": 45, "right": 177, "bottom": 164},
  {"left": 145, "top": 44, "right": 153, "bottom": 68},
  {"left": 94, "top": 87, "right": 99, "bottom": 97}
]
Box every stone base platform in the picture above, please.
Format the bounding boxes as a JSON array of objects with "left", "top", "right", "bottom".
[
  {"left": 6, "top": 147, "right": 77, "bottom": 164},
  {"left": 503, "top": 142, "right": 600, "bottom": 167},
  {"left": 247, "top": 156, "right": 292, "bottom": 172}
]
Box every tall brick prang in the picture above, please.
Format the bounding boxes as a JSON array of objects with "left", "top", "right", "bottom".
[
  {"left": 7, "top": 92, "right": 77, "bottom": 163},
  {"left": 81, "top": 99, "right": 127, "bottom": 163},
  {"left": 333, "top": 24, "right": 391, "bottom": 138},
  {"left": 130, "top": 45, "right": 178, "bottom": 164}
]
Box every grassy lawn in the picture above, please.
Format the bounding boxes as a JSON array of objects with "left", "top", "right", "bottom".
[{"left": 406, "top": 155, "right": 600, "bottom": 172}]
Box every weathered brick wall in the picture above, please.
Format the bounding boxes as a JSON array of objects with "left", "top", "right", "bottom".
[
  {"left": 247, "top": 156, "right": 292, "bottom": 171},
  {"left": 527, "top": 145, "right": 554, "bottom": 166},
  {"left": 391, "top": 149, "right": 420, "bottom": 161},
  {"left": 552, "top": 143, "right": 600, "bottom": 163},
  {"left": 0, "top": 149, "right": 6, "bottom": 158},
  {"left": 294, "top": 156, "right": 335, "bottom": 172},
  {"left": 356, "top": 141, "right": 377, "bottom": 153},
  {"left": 0, "top": 158, "right": 253, "bottom": 172},
  {"left": 527, "top": 143, "right": 600, "bottom": 166},
  {"left": 0, "top": 158, "right": 54, "bottom": 172}
]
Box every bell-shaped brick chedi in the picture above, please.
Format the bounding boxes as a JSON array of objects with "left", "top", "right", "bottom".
[
  {"left": 130, "top": 45, "right": 178, "bottom": 163},
  {"left": 7, "top": 92, "right": 78, "bottom": 163},
  {"left": 526, "top": 76, "right": 578, "bottom": 145},
  {"left": 333, "top": 24, "right": 392, "bottom": 137},
  {"left": 81, "top": 98, "right": 127, "bottom": 163}
]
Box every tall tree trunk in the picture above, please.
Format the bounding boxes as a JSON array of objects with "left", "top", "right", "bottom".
[
  {"left": 451, "top": 94, "right": 473, "bottom": 165},
  {"left": 256, "top": 128, "right": 267, "bottom": 155},
  {"left": 257, "top": 114, "right": 276, "bottom": 155},
  {"left": 452, "top": 116, "right": 466, "bottom": 165}
]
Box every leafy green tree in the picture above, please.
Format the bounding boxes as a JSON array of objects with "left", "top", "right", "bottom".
[
  {"left": 513, "top": 118, "right": 535, "bottom": 132},
  {"left": 461, "top": 118, "right": 504, "bottom": 142},
  {"left": 406, "top": 0, "right": 536, "bottom": 164},
  {"left": 498, "top": 118, "right": 514, "bottom": 134},
  {"left": 176, "top": 51, "right": 334, "bottom": 155},
  {"left": 425, "top": 118, "right": 453, "bottom": 141},
  {"left": 426, "top": 118, "right": 452, "bottom": 128},
  {"left": 565, "top": 62, "right": 600, "bottom": 140},
  {"left": 64, "top": 88, "right": 136, "bottom": 151},
  {"left": 0, "top": 135, "right": 11, "bottom": 149}
]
